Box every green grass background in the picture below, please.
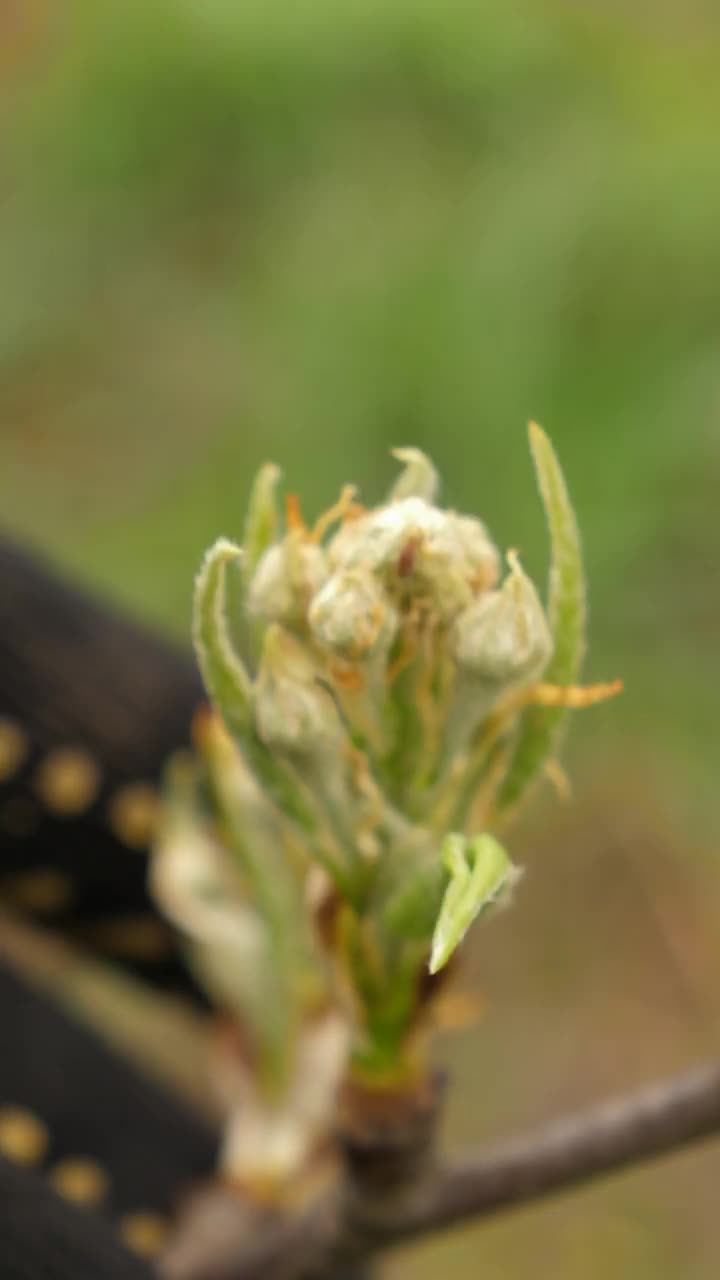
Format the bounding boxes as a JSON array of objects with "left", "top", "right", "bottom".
[{"left": 1, "top": 2, "right": 720, "bottom": 1274}]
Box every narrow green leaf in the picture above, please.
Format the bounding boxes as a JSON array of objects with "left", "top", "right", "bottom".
[
  {"left": 496, "top": 423, "right": 586, "bottom": 814},
  {"left": 530, "top": 421, "right": 586, "bottom": 682},
  {"left": 242, "top": 463, "right": 281, "bottom": 586},
  {"left": 193, "top": 538, "right": 251, "bottom": 735},
  {"left": 429, "top": 833, "right": 518, "bottom": 974}
]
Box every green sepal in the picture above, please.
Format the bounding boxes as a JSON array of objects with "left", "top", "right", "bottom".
[
  {"left": 497, "top": 423, "right": 586, "bottom": 814},
  {"left": 193, "top": 538, "right": 251, "bottom": 735},
  {"left": 429, "top": 832, "right": 518, "bottom": 974},
  {"left": 193, "top": 539, "right": 316, "bottom": 831},
  {"left": 388, "top": 447, "right": 438, "bottom": 502}
]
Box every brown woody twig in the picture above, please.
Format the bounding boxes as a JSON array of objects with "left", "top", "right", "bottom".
[
  {"left": 361, "top": 1059, "right": 720, "bottom": 1248},
  {"left": 163, "top": 1060, "right": 720, "bottom": 1279}
]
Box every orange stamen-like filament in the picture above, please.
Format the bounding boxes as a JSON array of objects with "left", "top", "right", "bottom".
[
  {"left": 330, "top": 664, "right": 365, "bottom": 693},
  {"left": 311, "top": 485, "right": 360, "bottom": 543},
  {"left": 517, "top": 678, "right": 623, "bottom": 710},
  {"left": 285, "top": 493, "right": 307, "bottom": 533}
]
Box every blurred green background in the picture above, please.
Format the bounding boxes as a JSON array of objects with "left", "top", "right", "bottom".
[{"left": 2, "top": 1, "right": 720, "bottom": 1275}]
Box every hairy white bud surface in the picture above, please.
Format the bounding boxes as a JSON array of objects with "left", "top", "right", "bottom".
[
  {"left": 254, "top": 625, "right": 342, "bottom": 755},
  {"left": 248, "top": 539, "right": 327, "bottom": 627},
  {"left": 327, "top": 498, "right": 499, "bottom": 623},
  {"left": 308, "top": 569, "right": 397, "bottom": 660},
  {"left": 445, "top": 513, "right": 500, "bottom": 591},
  {"left": 388, "top": 447, "right": 439, "bottom": 502},
  {"left": 452, "top": 552, "right": 552, "bottom": 682},
  {"left": 327, "top": 497, "right": 439, "bottom": 573}
]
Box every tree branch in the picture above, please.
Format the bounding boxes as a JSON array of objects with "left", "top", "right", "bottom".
[
  {"left": 163, "top": 1061, "right": 720, "bottom": 1279},
  {"left": 364, "top": 1060, "right": 720, "bottom": 1249}
]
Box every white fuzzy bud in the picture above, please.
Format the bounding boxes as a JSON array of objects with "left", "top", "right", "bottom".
[
  {"left": 445, "top": 513, "right": 500, "bottom": 592},
  {"left": 254, "top": 625, "right": 342, "bottom": 756},
  {"left": 248, "top": 539, "right": 327, "bottom": 627},
  {"left": 452, "top": 552, "right": 552, "bottom": 683},
  {"left": 410, "top": 512, "right": 499, "bottom": 622},
  {"left": 308, "top": 569, "right": 397, "bottom": 661},
  {"left": 328, "top": 497, "right": 442, "bottom": 574},
  {"left": 327, "top": 498, "right": 500, "bottom": 625}
]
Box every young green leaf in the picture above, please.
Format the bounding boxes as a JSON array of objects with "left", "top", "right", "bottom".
[
  {"left": 193, "top": 538, "right": 251, "bottom": 735},
  {"left": 429, "top": 832, "right": 519, "bottom": 974},
  {"left": 496, "top": 422, "right": 586, "bottom": 814}
]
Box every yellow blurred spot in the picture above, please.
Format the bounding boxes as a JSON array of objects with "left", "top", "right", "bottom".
[
  {"left": 0, "top": 1107, "right": 48, "bottom": 1165},
  {"left": 431, "top": 990, "right": 485, "bottom": 1032},
  {"left": 119, "top": 1212, "right": 169, "bottom": 1257},
  {"left": 108, "top": 783, "right": 160, "bottom": 850},
  {"left": 190, "top": 703, "right": 214, "bottom": 751},
  {"left": 1, "top": 869, "right": 74, "bottom": 913},
  {"left": 35, "top": 747, "right": 101, "bottom": 816},
  {"left": 0, "top": 718, "right": 29, "bottom": 782},
  {"left": 50, "top": 1158, "right": 109, "bottom": 1207}
]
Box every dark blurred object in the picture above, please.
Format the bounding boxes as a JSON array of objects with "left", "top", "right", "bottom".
[
  {"left": 0, "top": 1154, "right": 157, "bottom": 1280},
  {"left": 0, "top": 534, "right": 367, "bottom": 1280},
  {"left": 0, "top": 534, "right": 205, "bottom": 998},
  {"left": 0, "top": 958, "right": 216, "bottom": 1273},
  {"left": 0, "top": 958, "right": 216, "bottom": 1216},
  {"left": 0, "top": 534, "right": 217, "bottom": 1272}
]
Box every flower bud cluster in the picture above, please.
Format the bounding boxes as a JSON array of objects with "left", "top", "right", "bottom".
[
  {"left": 180, "top": 429, "right": 607, "bottom": 1090},
  {"left": 242, "top": 451, "right": 553, "bottom": 825}
]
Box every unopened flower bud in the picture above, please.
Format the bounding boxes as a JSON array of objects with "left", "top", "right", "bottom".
[
  {"left": 308, "top": 569, "right": 397, "bottom": 661},
  {"left": 328, "top": 496, "right": 442, "bottom": 575},
  {"left": 388, "top": 447, "right": 438, "bottom": 502},
  {"left": 445, "top": 513, "right": 500, "bottom": 593},
  {"left": 327, "top": 492, "right": 500, "bottom": 625},
  {"left": 254, "top": 625, "right": 342, "bottom": 756},
  {"left": 248, "top": 538, "right": 327, "bottom": 627},
  {"left": 452, "top": 552, "right": 552, "bottom": 683},
  {"left": 412, "top": 512, "right": 500, "bottom": 621}
]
